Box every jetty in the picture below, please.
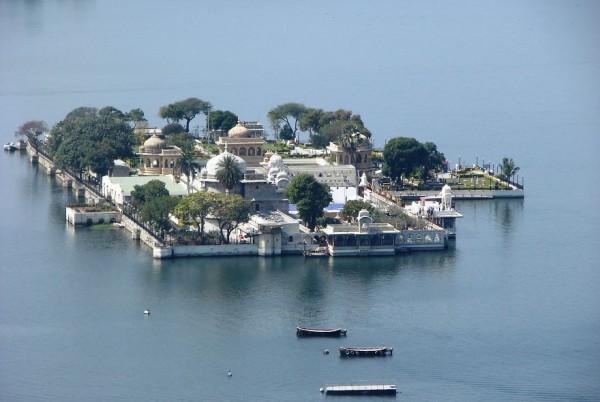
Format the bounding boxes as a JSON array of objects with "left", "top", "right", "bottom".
[{"left": 320, "top": 383, "right": 397, "bottom": 396}]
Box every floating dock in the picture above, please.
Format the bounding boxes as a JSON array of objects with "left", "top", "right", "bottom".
[{"left": 320, "top": 383, "right": 397, "bottom": 395}]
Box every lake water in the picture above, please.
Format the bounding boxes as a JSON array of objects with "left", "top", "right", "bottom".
[{"left": 1, "top": 1, "right": 599, "bottom": 401}]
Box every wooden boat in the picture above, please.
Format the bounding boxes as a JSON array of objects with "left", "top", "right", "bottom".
[
  {"left": 296, "top": 327, "right": 347, "bottom": 337},
  {"left": 339, "top": 346, "right": 393, "bottom": 356},
  {"left": 303, "top": 246, "right": 329, "bottom": 257},
  {"left": 320, "top": 383, "right": 397, "bottom": 395}
]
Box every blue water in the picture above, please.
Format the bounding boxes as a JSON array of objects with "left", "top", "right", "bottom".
[{"left": 1, "top": 1, "right": 600, "bottom": 401}]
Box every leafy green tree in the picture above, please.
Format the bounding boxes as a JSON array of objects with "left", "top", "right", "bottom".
[
  {"left": 14, "top": 120, "right": 48, "bottom": 148},
  {"left": 162, "top": 123, "right": 186, "bottom": 137},
  {"left": 98, "top": 106, "right": 125, "bottom": 120},
  {"left": 285, "top": 174, "right": 332, "bottom": 231},
  {"left": 267, "top": 102, "right": 307, "bottom": 142},
  {"left": 423, "top": 142, "right": 445, "bottom": 172},
  {"left": 298, "top": 108, "right": 325, "bottom": 137},
  {"left": 126, "top": 108, "right": 146, "bottom": 129},
  {"left": 173, "top": 191, "right": 220, "bottom": 243},
  {"left": 139, "top": 196, "right": 179, "bottom": 234},
  {"left": 130, "top": 180, "right": 170, "bottom": 208},
  {"left": 159, "top": 97, "right": 211, "bottom": 132},
  {"left": 300, "top": 108, "right": 370, "bottom": 148},
  {"left": 216, "top": 154, "right": 244, "bottom": 194},
  {"left": 382, "top": 137, "right": 429, "bottom": 180},
  {"left": 166, "top": 130, "right": 195, "bottom": 150},
  {"left": 48, "top": 106, "right": 135, "bottom": 176},
  {"left": 341, "top": 200, "right": 375, "bottom": 222},
  {"left": 212, "top": 194, "right": 253, "bottom": 244},
  {"left": 499, "top": 157, "right": 520, "bottom": 184},
  {"left": 209, "top": 110, "right": 238, "bottom": 134},
  {"left": 278, "top": 125, "right": 295, "bottom": 141}
]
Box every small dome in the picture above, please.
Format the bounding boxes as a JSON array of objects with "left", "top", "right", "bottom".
[
  {"left": 268, "top": 153, "right": 284, "bottom": 168},
  {"left": 228, "top": 122, "right": 250, "bottom": 138},
  {"left": 276, "top": 171, "right": 289, "bottom": 180},
  {"left": 142, "top": 134, "right": 166, "bottom": 151},
  {"left": 205, "top": 151, "right": 247, "bottom": 177}
]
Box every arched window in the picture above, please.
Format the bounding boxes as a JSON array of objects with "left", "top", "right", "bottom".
[
  {"left": 356, "top": 154, "right": 362, "bottom": 164},
  {"left": 152, "top": 159, "right": 159, "bottom": 167},
  {"left": 239, "top": 147, "right": 247, "bottom": 156},
  {"left": 248, "top": 148, "right": 255, "bottom": 156},
  {"left": 145, "top": 158, "right": 151, "bottom": 167},
  {"left": 231, "top": 147, "right": 238, "bottom": 155},
  {"left": 256, "top": 147, "right": 261, "bottom": 156}
]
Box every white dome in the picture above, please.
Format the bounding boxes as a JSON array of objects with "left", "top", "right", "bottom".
[
  {"left": 276, "top": 171, "right": 289, "bottom": 180},
  {"left": 268, "top": 153, "right": 284, "bottom": 168},
  {"left": 205, "top": 151, "right": 247, "bottom": 177}
]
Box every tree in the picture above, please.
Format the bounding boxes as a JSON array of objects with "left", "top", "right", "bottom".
[
  {"left": 299, "top": 107, "right": 371, "bottom": 148},
  {"left": 139, "top": 196, "right": 179, "bottom": 234},
  {"left": 341, "top": 200, "right": 375, "bottom": 222},
  {"left": 159, "top": 98, "right": 211, "bottom": 132},
  {"left": 173, "top": 191, "right": 220, "bottom": 244},
  {"left": 14, "top": 120, "right": 48, "bottom": 148},
  {"left": 176, "top": 145, "right": 201, "bottom": 194},
  {"left": 267, "top": 103, "right": 307, "bottom": 142},
  {"left": 215, "top": 154, "right": 244, "bottom": 194},
  {"left": 209, "top": 110, "right": 238, "bottom": 135},
  {"left": 382, "top": 137, "right": 429, "bottom": 180},
  {"left": 212, "top": 194, "right": 252, "bottom": 244},
  {"left": 499, "top": 157, "right": 520, "bottom": 184},
  {"left": 278, "top": 125, "right": 295, "bottom": 141},
  {"left": 298, "top": 108, "right": 325, "bottom": 138},
  {"left": 125, "top": 108, "right": 146, "bottom": 129},
  {"left": 285, "top": 174, "right": 332, "bottom": 231},
  {"left": 130, "top": 180, "right": 170, "bottom": 208},
  {"left": 48, "top": 106, "right": 135, "bottom": 176},
  {"left": 423, "top": 142, "right": 445, "bottom": 172}
]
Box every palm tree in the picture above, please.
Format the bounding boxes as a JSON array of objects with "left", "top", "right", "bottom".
[
  {"left": 499, "top": 157, "right": 520, "bottom": 186},
  {"left": 215, "top": 154, "right": 244, "bottom": 194},
  {"left": 177, "top": 147, "right": 201, "bottom": 194},
  {"left": 338, "top": 131, "right": 358, "bottom": 152}
]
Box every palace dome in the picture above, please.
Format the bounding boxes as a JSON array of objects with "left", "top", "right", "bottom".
[
  {"left": 228, "top": 122, "right": 250, "bottom": 138},
  {"left": 141, "top": 134, "right": 166, "bottom": 152},
  {"left": 205, "top": 150, "right": 247, "bottom": 177}
]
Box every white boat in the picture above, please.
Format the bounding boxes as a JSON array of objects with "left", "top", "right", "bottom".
[{"left": 4, "top": 143, "right": 16, "bottom": 151}]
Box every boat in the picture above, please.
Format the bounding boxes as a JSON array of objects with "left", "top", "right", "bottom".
[
  {"left": 296, "top": 327, "right": 347, "bottom": 337},
  {"left": 113, "top": 222, "right": 125, "bottom": 228},
  {"left": 320, "top": 383, "right": 397, "bottom": 395},
  {"left": 4, "top": 143, "right": 16, "bottom": 151},
  {"left": 303, "top": 246, "right": 329, "bottom": 257},
  {"left": 339, "top": 346, "right": 393, "bottom": 357}
]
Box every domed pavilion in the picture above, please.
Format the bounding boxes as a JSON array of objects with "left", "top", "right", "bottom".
[
  {"left": 216, "top": 120, "right": 265, "bottom": 167},
  {"left": 138, "top": 134, "right": 182, "bottom": 175}
]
